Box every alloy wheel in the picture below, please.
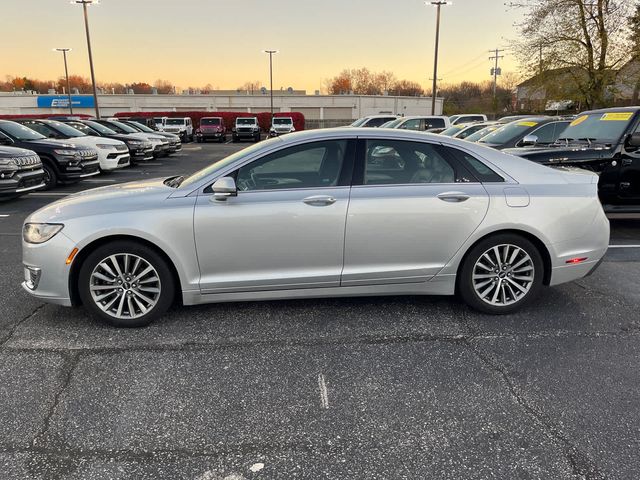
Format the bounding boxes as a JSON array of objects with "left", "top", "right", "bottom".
[
  {"left": 472, "top": 244, "right": 535, "bottom": 307},
  {"left": 89, "top": 253, "right": 161, "bottom": 319}
]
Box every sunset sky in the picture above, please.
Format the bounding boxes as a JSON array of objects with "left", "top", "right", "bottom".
[{"left": 1, "top": 0, "right": 520, "bottom": 92}]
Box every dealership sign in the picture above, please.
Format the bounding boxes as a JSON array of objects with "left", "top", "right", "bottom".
[{"left": 37, "top": 95, "right": 95, "bottom": 108}]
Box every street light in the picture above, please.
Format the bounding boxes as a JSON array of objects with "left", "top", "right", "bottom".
[
  {"left": 263, "top": 50, "right": 278, "bottom": 126},
  {"left": 427, "top": 1, "right": 451, "bottom": 115},
  {"left": 53, "top": 48, "right": 73, "bottom": 114},
  {"left": 72, "top": 0, "right": 100, "bottom": 118}
]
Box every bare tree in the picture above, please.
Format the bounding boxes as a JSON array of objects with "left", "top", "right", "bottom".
[{"left": 511, "top": 0, "right": 634, "bottom": 108}]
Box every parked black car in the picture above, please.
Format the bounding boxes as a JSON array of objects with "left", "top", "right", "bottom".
[
  {"left": 60, "top": 119, "right": 154, "bottom": 163},
  {"left": 120, "top": 120, "right": 182, "bottom": 154},
  {"left": 478, "top": 117, "right": 572, "bottom": 150},
  {"left": 0, "top": 120, "right": 99, "bottom": 189},
  {"left": 92, "top": 119, "right": 170, "bottom": 157},
  {"left": 0, "top": 146, "right": 45, "bottom": 198},
  {"left": 505, "top": 107, "right": 640, "bottom": 212}
]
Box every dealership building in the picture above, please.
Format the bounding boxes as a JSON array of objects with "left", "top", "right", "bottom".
[{"left": 0, "top": 91, "right": 443, "bottom": 128}]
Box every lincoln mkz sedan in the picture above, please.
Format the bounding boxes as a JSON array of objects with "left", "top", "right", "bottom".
[{"left": 21, "top": 129, "right": 609, "bottom": 327}]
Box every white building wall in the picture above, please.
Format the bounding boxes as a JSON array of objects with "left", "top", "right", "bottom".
[{"left": 0, "top": 92, "right": 444, "bottom": 119}]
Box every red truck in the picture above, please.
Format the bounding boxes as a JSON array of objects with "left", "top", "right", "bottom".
[{"left": 195, "top": 117, "right": 226, "bottom": 143}]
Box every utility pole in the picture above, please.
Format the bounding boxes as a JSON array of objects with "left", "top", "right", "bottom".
[
  {"left": 263, "top": 50, "right": 278, "bottom": 127},
  {"left": 74, "top": 0, "right": 100, "bottom": 118},
  {"left": 489, "top": 48, "right": 505, "bottom": 99},
  {"left": 428, "top": 1, "right": 451, "bottom": 115},
  {"left": 54, "top": 48, "right": 73, "bottom": 114}
]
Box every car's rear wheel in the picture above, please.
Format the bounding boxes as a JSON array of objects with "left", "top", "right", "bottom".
[
  {"left": 78, "top": 241, "right": 175, "bottom": 327},
  {"left": 459, "top": 234, "right": 543, "bottom": 314}
]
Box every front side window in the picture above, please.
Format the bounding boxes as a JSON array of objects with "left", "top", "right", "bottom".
[
  {"left": 236, "top": 140, "right": 348, "bottom": 191},
  {"left": 363, "top": 140, "right": 462, "bottom": 185},
  {"left": 528, "top": 121, "right": 569, "bottom": 144}
]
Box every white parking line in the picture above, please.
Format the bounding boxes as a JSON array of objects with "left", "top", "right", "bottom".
[
  {"left": 318, "top": 373, "right": 330, "bottom": 410},
  {"left": 28, "top": 192, "right": 69, "bottom": 197},
  {"left": 144, "top": 162, "right": 162, "bottom": 166},
  {"left": 609, "top": 245, "right": 640, "bottom": 248},
  {"left": 112, "top": 169, "right": 142, "bottom": 173},
  {"left": 83, "top": 179, "right": 116, "bottom": 183},
  {"left": 0, "top": 214, "right": 9, "bottom": 218}
]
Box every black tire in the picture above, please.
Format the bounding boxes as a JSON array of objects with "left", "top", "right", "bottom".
[
  {"left": 458, "top": 233, "right": 544, "bottom": 315},
  {"left": 41, "top": 162, "right": 58, "bottom": 190},
  {"left": 182, "top": 132, "right": 188, "bottom": 143},
  {"left": 232, "top": 136, "right": 239, "bottom": 143},
  {"left": 78, "top": 240, "right": 175, "bottom": 328}
]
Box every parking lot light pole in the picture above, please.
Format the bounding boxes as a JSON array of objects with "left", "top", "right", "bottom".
[
  {"left": 53, "top": 48, "right": 73, "bottom": 114},
  {"left": 263, "top": 50, "right": 278, "bottom": 126},
  {"left": 428, "top": 1, "right": 451, "bottom": 115},
  {"left": 73, "top": 0, "right": 100, "bottom": 118}
]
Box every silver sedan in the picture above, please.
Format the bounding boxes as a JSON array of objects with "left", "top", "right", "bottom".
[{"left": 21, "top": 128, "right": 609, "bottom": 327}]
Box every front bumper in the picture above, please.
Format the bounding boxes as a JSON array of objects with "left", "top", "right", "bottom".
[
  {"left": 197, "top": 131, "right": 225, "bottom": 139},
  {"left": 0, "top": 167, "right": 46, "bottom": 196},
  {"left": 100, "top": 151, "right": 130, "bottom": 171},
  {"left": 167, "top": 142, "right": 182, "bottom": 153},
  {"left": 130, "top": 146, "right": 154, "bottom": 162},
  {"left": 153, "top": 143, "right": 170, "bottom": 157},
  {"left": 59, "top": 157, "right": 101, "bottom": 181},
  {"left": 22, "top": 230, "right": 75, "bottom": 306}
]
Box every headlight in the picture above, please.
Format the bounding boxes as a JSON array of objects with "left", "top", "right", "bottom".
[
  {"left": 0, "top": 158, "right": 18, "bottom": 178},
  {"left": 53, "top": 149, "right": 78, "bottom": 156},
  {"left": 96, "top": 144, "right": 116, "bottom": 150},
  {"left": 126, "top": 140, "right": 143, "bottom": 146},
  {"left": 23, "top": 223, "right": 64, "bottom": 244}
]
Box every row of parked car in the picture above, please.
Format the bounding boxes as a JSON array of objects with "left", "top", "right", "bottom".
[
  {"left": 146, "top": 115, "right": 296, "bottom": 143},
  {"left": 0, "top": 117, "right": 183, "bottom": 199},
  {"left": 350, "top": 108, "right": 640, "bottom": 211}
]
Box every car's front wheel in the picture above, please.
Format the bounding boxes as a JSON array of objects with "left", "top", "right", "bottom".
[
  {"left": 41, "top": 162, "right": 58, "bottom": 190},
  {"left": 78, "top": 241, "right": 175, "bottom": 327},
  {"left": 459, "top": 234, "right": 544, "bottom": 314}
]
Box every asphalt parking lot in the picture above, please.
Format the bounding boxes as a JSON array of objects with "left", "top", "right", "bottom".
[{"left": 0, "top": 142, "right": 639, "bottom": 480}]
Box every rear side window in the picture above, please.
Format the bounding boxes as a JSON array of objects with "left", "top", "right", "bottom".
[
  {"left": 444, "top": 147, "right": 504, "bottom": 183},
  {"left": 426, "top": 118, "right": 446, "bottom": 129}
]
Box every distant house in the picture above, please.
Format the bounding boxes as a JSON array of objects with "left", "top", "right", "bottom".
[{"left": 615, "top": 59, "right": 640, "bottom": 104}]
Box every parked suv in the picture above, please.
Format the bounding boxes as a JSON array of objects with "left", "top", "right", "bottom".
[
  {"left": 505, "top": 107, "right": 640, "bottom": 212},
  {"left": 269, "top": 117, "right": 295, "bottom": 137},
  {"left": 60, "top": 119, "right": 154, "bottom": 163},
  {"left": 94, "top": 119, "right": 170, "bottom": 157},
  {"left": 163, "top": 117, "right": 194, "bottom": 142},
  {"left": 122, "top": 121, "right": 182, "bottom": 154},
  {"left": 0, "top": 120, "right": 99, "bottom": 189},
  {"left": 0, "top": 146, "right": 45, "bottom": 198},
  {"left": 196, "top": 117, "right": 226, "bottom": 143},
  {"left": 15, "top": 119, "right": 130, "bottom": 172},
  {"left": 233, "top": 117, "right": 261, "bottom": 142}
]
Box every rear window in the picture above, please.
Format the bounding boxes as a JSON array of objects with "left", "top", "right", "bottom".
[{"left": 445, "top": 147, "right": 504, "bottom": 183}]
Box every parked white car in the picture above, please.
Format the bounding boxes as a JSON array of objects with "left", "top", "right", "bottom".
[
  {"left": 15, "top": 119, "right": 130, "bottom": 171},
  {"left": 449, "top": 114, "right": 488, "bottom": 125},
  {"left": 381, "top": 116, "right": 451, "bottom": 131},
  {"left": 269, "top": 117, "right": 295, "bottom": 137},
  {"left": 162, "top": 117, "right": 194, "bottom": 142}
]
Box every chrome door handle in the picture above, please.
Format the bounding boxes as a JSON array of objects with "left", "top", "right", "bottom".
[
  {"left": 303, "top": 195, "right": 337, "bottom": 206},
  {"left": 437, "top": 191, "right": 470, "bottom": 203}
]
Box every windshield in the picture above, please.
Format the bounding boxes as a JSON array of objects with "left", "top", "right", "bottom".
[
  {"left": 201, "top": 118, "right": 221, "bottom": 125},
  {"left": 0, "top": 121, "right": 46, "bottom": 141},
  {"left": 455, "top": 124, "right": 486, "bottom": 139},
  {"left": 558, "top": 112, "right": 635, "bottom": 144},
  {"left": 48, "top": 121, "right": 87, "bottom": 137},
  {"left": 180, "top": 137, "right": 281, "bottom": 189},
  {"left": 440, "top": 125, "right": 465, "bottom": 136},
  {"left": 236, "top": 118, "right": 257, "bottom": 125},
  {"left": 84, "top": 120, "right": 117, "bottom": 135},
  {"left": 465, "top": 125, "right": 499, "bottom": 142},
  {"left": 350, "top": 118, "right": 368, "bottom": 127},
  {"left": 479, "top": 119, "right": 543, "bottom": 145},
  {"left": 382, "top": 118, "right": 404, "bottom": 128},
  {"left": 273, "top": 118, "right": 292, "bottom": 125},
  {"left": 107, "top": 120, "right": 140, "bottom": 134},
  {"left": 130, "top": 122, "right": 154, "bottom": 133},
  {"left": 165, "top": 118, "right": 186, "bottom": 126}
]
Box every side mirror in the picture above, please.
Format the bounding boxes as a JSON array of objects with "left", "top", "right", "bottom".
[
  {"left": 626, "top": 132, "right": 640, "bottom": 148},
  {"left": 211, "top": 177, "right": 237, "bottom": 201},
  {"left": 521, "top": 134, "right": 538, "bottom": 147}
]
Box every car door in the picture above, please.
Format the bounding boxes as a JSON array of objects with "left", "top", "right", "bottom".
[
  {"left": 618, "top": 122, "right": 640, "bottom": 201},
  {"left": 341, "top": 138, "right": 489, "bottom": 286},
  {"left": 194, "top": 138, "right": 355, "bottom": 294}
]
